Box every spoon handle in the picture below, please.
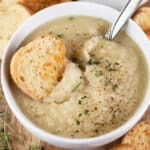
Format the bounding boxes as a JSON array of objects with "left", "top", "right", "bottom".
[{"left": 105, "top": 0, "right": 142, "bottom": 40}]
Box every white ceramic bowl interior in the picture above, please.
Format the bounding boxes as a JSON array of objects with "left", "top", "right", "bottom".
[{"left": 1, "top": 2, "right": 150, "bottom": 150}]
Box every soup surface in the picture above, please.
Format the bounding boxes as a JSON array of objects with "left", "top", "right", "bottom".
[{"left": 11, "top": 16, "right": 148, "bottom": 138}]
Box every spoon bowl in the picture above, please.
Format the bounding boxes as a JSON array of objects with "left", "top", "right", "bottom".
[{"left": 105, "top": 0, "right": 142, "bottom": 40}]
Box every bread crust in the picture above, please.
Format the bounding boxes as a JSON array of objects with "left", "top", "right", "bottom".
[
  {"left": 0, "top": 2, "right": 31, "bottom": 59},
  {"left": 10, "top": 35, "right": 66, "bottom": 101},
  {"left": 110, "top": 144, "right": 136, "bottom": 150},
  {"left": 18, "top": 0, "right": 71, "bottom": 13},
  {"left": 133, "top": 6, "right": 150, "bottom": 39},
  {"left": 122, "top": 121, "right": 150, "bottom": 150}
]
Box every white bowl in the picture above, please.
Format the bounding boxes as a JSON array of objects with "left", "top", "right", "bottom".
[
  {"left": 80, "top": 0, "right": 148, "bottom": 10},
  {"left": 1, "top": 2, "right": 150, "bottom": 150}
]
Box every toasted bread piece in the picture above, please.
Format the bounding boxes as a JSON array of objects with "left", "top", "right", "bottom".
[
  {"left": 10, "top": 35, "right": 66, "bottom": 101},
  {"left": 133, "top": 7, "right": 150, "bottom": 31},
  {"left": 122, "top": 121, "right": 150, "bottom": 150},
  {"left": 0, "top": 2, "right": 31, "bottom": 59},
  {"left": 145, "top": 30, "right": 150, "bottom": 39},
  {"left": 133, "top": 6, "right": 150, "bottom": 39},
  {"left": 18, "top": 0, "right": 71, "bottom": 13},
  {"left": 110, "top": 144, "right": 136, "bottom": 150},
  {"left": 0, "top": 0, "right": 19, "bottom": 5}
]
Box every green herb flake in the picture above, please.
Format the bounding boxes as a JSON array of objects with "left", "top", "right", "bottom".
[
  {"left": 108, "top": 68, "right": 117, "bottom": 71},
  {"left": 71, "top": 81, "right": 82, "bottom": 93},
  {"left": 57, "top": 33, "right": 64, "bottom": 38},
  {"left": 79, "top": 113, "right": 82, "bottom": 117},
  {"left": 115, "top": 62, "right": 119, "bottom": 65},
  {"left": 84, "top": 109, "right": 89, "bottom": 115},
  {"left": 0, "top": 132, "right": 11, "bottom": 150},
  {"left": 76, "top": 120, "right": 80, "bottom": 125},
  {"left": 87, "top": 59, "right": 100, "bottom": 65},
  {"left": 0, "top": 112, "right": 5, "bottom": 117},
  {"left": 3, "top": 133, "right": 9, "bottom": 141},
  {"left": 112, "top": 84, "right": 118, "bottom": 91},
  {"left": 31, "top": 144, "right": 43, "bottom": 150},
  {"left": 106, "top": 63, "right": 118, "bottom": 71},
  {"left": 87, "top": 59, "right": 92, "bottom": 65},
  {"left": 78, "top": 100, "right": 82, "bottom": 105},
  {"left": 81, "top": 96, "right": 87, "bottom": 99}
]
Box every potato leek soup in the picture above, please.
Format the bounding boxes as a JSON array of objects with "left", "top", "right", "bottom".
[{"left": 11, "top": 16, "right": 148, "bottom": 138}]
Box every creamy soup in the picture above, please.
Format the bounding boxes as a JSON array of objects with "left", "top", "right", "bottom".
[{"left": 11, "top": 16, "right": 148, "bottom": 138}]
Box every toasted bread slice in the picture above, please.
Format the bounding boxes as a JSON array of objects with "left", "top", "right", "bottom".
[
  {"left": 0, "top": 2, "right": 31, "bottom": 59},
  {"left": 0, "top": 0, "right": 19, "bottom": 5},
  {"left": 133, "top": 6, "right": 150, "bottom": 39},
  {"left": 133, "top": 7, "right": 150, "bottom": 31},
  {"left": 18, "top": 0, "right": 71, "bottom": 13},
  {"left": 10, "top": 35, "right": 66, "bottom": 101},
  {"left": 110, "top": 144, "right": 136, "bottom": 150},
  {"left": 122, "top": 121, "right": 150, "bottom": 150},
  {"left": 145, "top": 30, "right": 150, "bottom": 39}
]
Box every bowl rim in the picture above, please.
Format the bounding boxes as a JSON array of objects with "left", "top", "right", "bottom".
[{"left": 1, "top": 1, "right": 150, "bottom": 147}]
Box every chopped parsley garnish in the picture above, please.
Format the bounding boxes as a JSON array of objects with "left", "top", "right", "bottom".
[
  {"left": 0, "top": 112, "right": 5, "bottom": 117},
  {"left": 107, "top": 68, "right": 117, "bottom": 71},
  {"left": 57, "top": 33, "right": 64, "bottom": 38},
  {"left": 76, "top": 120, "right": 80, "bottom": 125},
  {"left": 84, "top": 109, "right": 89, "bottom": 115},
  {"left": 31, "top": 145, "right": 43, "bottom": 150},
  {"left": 79, "top": 113, "right": 82, "bottom": 117},
  {"left": 115, "top": 62, "right": 119, "bottom": 65},
  {"left": 78, "top": 100, "right": 82, "bottom": 104},
  {"left": 106, "top": 62, "right": 119, "bottom": 71},
  {"left": 87, "top": 59, "right": 93, "bottom": 65},
  {"left": 78, "top": 96, "right": 87, "bottom": 105},
  {"left": 71, "top": 81, "right": 82, "bottom": 92},
  {"left": 81, "top": 96, "right": 87, "bottom": 99},
  {"left": 87, "top": 59, "right": 100, "bottom": 65}
]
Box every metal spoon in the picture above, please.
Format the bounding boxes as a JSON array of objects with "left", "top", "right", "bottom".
[{"left": 105, "top": 0, "right": 142, "bottom": 40}]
